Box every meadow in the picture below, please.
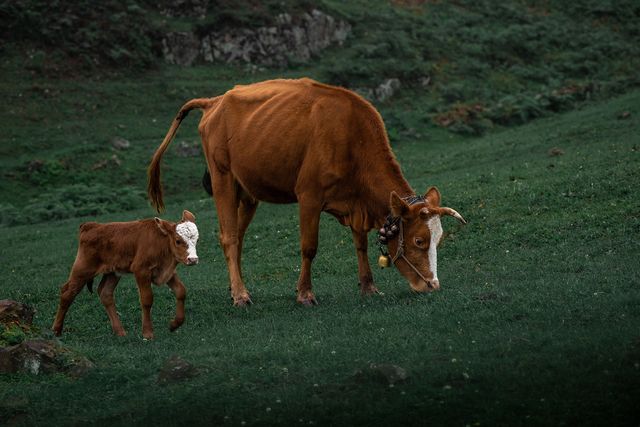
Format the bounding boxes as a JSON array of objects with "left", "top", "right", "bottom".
[
  {"left": 1, "top": 1, "right": 640, "bottom": 425},
  {"left": 1, "top": 69, "right": 639, "bottom": 424}
]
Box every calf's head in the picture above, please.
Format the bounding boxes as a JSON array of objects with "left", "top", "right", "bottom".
[
  {"left": 154, "top": 210, "right": 199, "bottom": 266},
  {"left": 385, "top": 187, "right": 466, "bottom": 292}
]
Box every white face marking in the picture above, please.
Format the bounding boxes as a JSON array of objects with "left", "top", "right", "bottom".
[
  {"left": 426, "top": 216, "right": 443, "bottom": 280},
  {"left": 176, "top": 221, "right": 199, "bottom": 260}
]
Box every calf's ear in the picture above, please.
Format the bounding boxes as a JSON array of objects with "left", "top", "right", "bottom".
[
  {"left": 181, "top": 210, "right": 196, "bottom": 223},
  {"left": 154, "top": 217, "right": 169, "bottom": 235}
]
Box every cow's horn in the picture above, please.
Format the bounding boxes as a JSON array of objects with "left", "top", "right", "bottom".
[{"left": 440, "top": 207, "right": 467, "bottom": 225}]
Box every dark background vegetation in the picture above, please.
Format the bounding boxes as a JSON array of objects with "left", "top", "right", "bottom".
[{"left": 1, "top": 1, "right": 639, "bottom": 425}]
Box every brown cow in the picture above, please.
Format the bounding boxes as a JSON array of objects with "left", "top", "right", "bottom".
[
  {"left": 148, "top": 78, "right": 465, "bottom": 306},
  {"left": 51, "top": 210, "right": 199, "bottom": 339}
]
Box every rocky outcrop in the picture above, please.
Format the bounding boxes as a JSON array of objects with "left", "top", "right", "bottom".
[
  {"left": 1, "top": 300, "right": 93, "bottom": 377},
  {"left": 163, "top": 9, "right": 351, "bottom": 67},
  {"left": 0, "top": 339, "right": 94, "bottom": 377}
]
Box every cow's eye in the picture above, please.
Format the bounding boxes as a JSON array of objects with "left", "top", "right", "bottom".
[
  {"left": 415, "top": 238, "right": 425, "bottom": 247},
  {"left": 175, "top": 239, "right": 182, "bottom": 245}
]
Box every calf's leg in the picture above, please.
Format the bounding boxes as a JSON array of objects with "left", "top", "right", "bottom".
[
  {"left": 167, "top": 274, "right": 186, "bottom": 332},
  {"left": 52, "top": 271, "right": 94, "bottom": 336},
  {"left": 351, "top": 228, "right": 380, "bottom": 295},
  {"left": 134, "top": 272, "right": 154, "bottom": 340},
  {"left": 97, "top": 273, "right": 125, "bottom": 336}
]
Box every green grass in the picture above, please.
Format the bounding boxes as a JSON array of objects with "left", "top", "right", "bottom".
[{"left": 1, "top": 81, "right": 639, "bottom": 425}]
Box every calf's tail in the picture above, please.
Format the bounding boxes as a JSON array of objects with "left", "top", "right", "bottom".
[{"left": 147, "top": 97, "right": 219, "bottom": 213}]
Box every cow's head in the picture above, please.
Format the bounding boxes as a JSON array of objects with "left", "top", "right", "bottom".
[
  {"left": 385, "top": 187, "right": 466, "bottom": 292},
  {"left": 155, "top": 210, "right": 199, "bottom": 266}
]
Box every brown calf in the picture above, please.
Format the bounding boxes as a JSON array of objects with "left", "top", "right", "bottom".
[{"left": 52, "top": 210, "right": 199, "bottom": 340}]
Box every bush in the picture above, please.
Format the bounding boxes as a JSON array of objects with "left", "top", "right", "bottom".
[{"left": 0, "top": 0, "right": 160, "bottom": 71}]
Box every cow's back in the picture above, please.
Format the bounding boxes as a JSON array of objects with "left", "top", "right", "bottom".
[{"left": 200, "top": 79, "right": 376, "bottom": 203}]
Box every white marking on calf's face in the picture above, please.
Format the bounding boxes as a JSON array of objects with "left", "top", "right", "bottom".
[
  {"left": 176, "top": 221, "right": 199, "bottom": 261},
  {"left": 426, "top": 216, "right": 443, "bottom": 280}
]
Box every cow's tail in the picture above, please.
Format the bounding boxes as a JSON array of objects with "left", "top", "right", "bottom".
[{"left": 147, "top": 98, "right": 218, "bottom": 213}]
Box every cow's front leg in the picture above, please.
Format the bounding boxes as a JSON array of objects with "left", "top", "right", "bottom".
[
  {"left": 351, "top": 228, "right": 380, "bottom": 295},
  {"left": 97, "top": 273, "right": 125, "bottom": 336},
  {"left": 296, "top": 198, "right": 321, "bottom": 306},
  {"left": 134, "top": 272, "right": 154, "bottom": 340},
  {"left": 167, "top": 274, "right": 186, "bottom": 332}
]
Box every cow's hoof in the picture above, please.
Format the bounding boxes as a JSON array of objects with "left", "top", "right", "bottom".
[
  {"left": 296, "top": 292, "right": 318, "bottom": 306},
  {"left": 361, "top": 284, "right": 383, "bottom": 296},
  {"left": 114, "top": 329, "right": 127, "bottom": 337},
  {"left": 233, "top": 294, "right": 253, "bottom": 307},
  {"left": 169, "top": 322, "right": 183, "bottom": 332}
]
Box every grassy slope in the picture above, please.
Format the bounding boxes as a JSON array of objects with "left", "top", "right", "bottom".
[
  {"left": 1, "top": 87, "right": 638, "bottom": 425},
  {"left": 3, "top": 0, "right": 640, "bottom": 222}
]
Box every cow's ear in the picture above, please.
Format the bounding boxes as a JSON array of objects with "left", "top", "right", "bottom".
[
  {"left": 390, "top": 191, "right": 410, "bottom": 218},
  {"left": 181, "top": 210, "right": 196, "bottom": 223},
  {"left": 154, "top": 217, "right": 169, "bottom": 235},
  {"left": 425, "top": 186, "right": 441, "bottom": 207}
]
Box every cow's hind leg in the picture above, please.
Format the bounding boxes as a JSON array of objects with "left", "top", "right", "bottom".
[
  {"left": 295, "top": 197, "right": 322, "bottom": 306},
  {"left": 97, "top": 273, "right": 125, "bottom": 336},
  {"left": 351, "top": 229, "right": 380, "bottom": 295},
  {"left": 211, "top": 170, "right": 252, "bottom": 306},
  {"left": 236, "top": 194, "right": 259, "bottom": 280},
  {"left": 52, "top": 271, "right": 94, "bottom": 336},
  {"left": 167, "top": 274, "right": 187, "bottom": 331}
]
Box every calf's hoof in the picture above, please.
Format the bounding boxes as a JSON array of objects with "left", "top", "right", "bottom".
[
  {"left": 114, "top": 328, "right": 127, "bottom": 337},
  {"left": 52, "top": 327, "right": 62, "bottom": 337}
]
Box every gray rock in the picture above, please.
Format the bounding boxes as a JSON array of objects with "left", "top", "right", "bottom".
[
  {"left": 0, "top": 300, "right": 34, "bottom": 327},
  {"left": 162, "top": 32, "right": 201, "bottom": 66},
  {"left": 374, "top": 78, "right": 401, "bottom": 102},
  {"left": 419, "top": 75, "right": 431, "bottom": 88},
  {"left": 355, "top": 79, "right": 402, "bottom": 102},
  {"left": 161, "top": 0, "right": 208, "bottom": 19},
  {"left": 353, "top": 363, "right": 408, "bottom": 385},
  {"left": 0, "top": 339, "right": 94, "bottom": 377},
  {"left": 157, "top": 355, "right": 199, "bottom": 385},
  {"left": 111, "top": 137, "right": 130, "bottom": 150}
]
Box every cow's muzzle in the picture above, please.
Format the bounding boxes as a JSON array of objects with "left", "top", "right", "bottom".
[
  {"left": 410, "top": 278, "right": 440, "bottom": 293},
  {"left": 186, "top": 257, "right": 199, "bottom": 265}
]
